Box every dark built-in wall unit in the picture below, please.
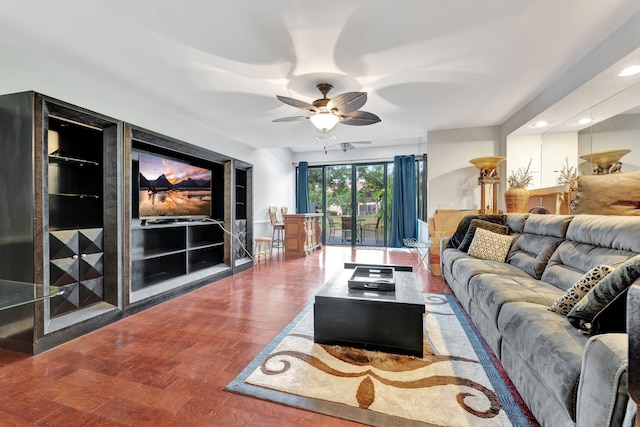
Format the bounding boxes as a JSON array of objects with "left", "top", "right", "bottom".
[
  {"left": 124, "top": 124, "right": 252, "bottom": 311},
  {"left": 226, "top": 161, "right": 253, "bottom": 272},
  {"left": 0, "top": 91, "right": 122, "bottom": 354},
  {"left": 0, "top": 93, "right": 253, "bottom": 354}
]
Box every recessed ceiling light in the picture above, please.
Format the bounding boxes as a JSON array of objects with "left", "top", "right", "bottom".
[
  {"left": 578, "top": 117, "right": 592, "bottom": 125},
  {"left": 619, "top": 65, "right": 640, "bottom": 77},
  {"left": 531, "top": 120, "right": 549, "bottom": 128}
]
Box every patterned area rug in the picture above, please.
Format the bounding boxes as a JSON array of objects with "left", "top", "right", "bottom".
[{"left": 225, "top": 294, "right": 533, "bottom": 427}]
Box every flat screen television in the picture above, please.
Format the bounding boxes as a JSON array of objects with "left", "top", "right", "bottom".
[{"left": 138, "top": 152, "right": 212, "bottom": 220}]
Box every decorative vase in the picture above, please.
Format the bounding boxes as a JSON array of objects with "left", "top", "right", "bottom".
[{"left": 504, "top": 187, "right": 530, "bottom": 213}]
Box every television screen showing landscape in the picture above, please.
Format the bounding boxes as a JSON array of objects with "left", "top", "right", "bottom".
[{"left": 138, "top": 152, "right": 212, "bottom": 218}]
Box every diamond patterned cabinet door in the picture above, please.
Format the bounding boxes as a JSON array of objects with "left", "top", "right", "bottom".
[
  {"left": 50, "top": 230, "right": 79, "bottom": 260},
  {"left": 49, "top": 228, "right": 105, "bottom": 317},
  {"left": 79, "top": 253, "right": 103, "bottom": 281},
  {"left": 50, "top": 281, "right": 80, "bottom": 317},
  {"left": 79, "top": 228, "right": 103, "bottom": 254},
  {"left": 79, "top": 277, "right": 103, "bottom": 307},
  {"left": 50, "top": 257, "right": 79, "bottom": 287}
]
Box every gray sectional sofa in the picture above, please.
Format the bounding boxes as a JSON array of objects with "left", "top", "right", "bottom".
[{"left": 440, "top": 213, "right": 640, "bottom": 427}]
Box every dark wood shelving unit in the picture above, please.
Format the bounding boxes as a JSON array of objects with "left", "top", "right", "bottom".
[
  {"left": 125, "top": 125, "right": 243, "bottom": 307},
  {"left": 0, "top": 92, "right": 253, "bottom": 353},
  {"left": 0, "top": 91, "right": 122, "bottom": 354}
]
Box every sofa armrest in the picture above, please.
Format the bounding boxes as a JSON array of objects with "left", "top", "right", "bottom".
[
  {"left": 576, "top": 333, "right": 629, "bottom": 427},
  {"left": 439, "top": 237, "right": 451, "bottom": 257}
]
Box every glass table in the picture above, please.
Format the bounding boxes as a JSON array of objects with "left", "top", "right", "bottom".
[
  {"left": 0, "top": 280, "right": 74, "bottom": 311},
  {"left": 403, "top": 238, "right": 432, "bottom": 272}
]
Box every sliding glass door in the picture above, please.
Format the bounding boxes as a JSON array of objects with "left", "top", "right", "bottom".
[
  {"left": 355, "top": 164, "right": 386, "bottom": 247},
  {"left": 302, "top": 158, "right": 423, "bottom": 247}
]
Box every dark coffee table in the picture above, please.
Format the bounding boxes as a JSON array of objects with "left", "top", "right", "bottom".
[{"left": 313, "top": 264, "right": 425, "bottom": 357}]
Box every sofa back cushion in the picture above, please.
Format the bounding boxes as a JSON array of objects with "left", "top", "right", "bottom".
[
  {"left": 541, "top": 215, "right": 640, "bottom": 291},
  {"left": 505, "top": 213, "right": 529, "bottom": 234},
  {"left": 506, "top": 215, "right": 572, "bottom": 279}
]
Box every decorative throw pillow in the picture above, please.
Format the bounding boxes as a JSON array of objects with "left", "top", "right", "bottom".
[
  {"left": 467, "top": 227, "right": 514, "bottom": 262},
  {"left": 567, "top": 254, "right": 640, "bottom": 333},
  {"left": 548, "top": 265, "right": 614, "bottom": 315},
  {"left": 458, "top": 219, "right": 509, "bottom": 252},
  {"left": 446, "top": 214, "right": 507, "bottom": 249}
]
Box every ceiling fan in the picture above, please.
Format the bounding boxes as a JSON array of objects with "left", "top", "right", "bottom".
[
  {"left": 324, "top": 141, "right": 372, "bottom": 154},
  {"left": 273, "top": 83, "right": 381, "bottom": 133}
]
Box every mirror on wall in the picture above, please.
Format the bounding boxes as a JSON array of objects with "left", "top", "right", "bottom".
[{"left": 507, "top": 79, "right": 640, "bottom": 193}]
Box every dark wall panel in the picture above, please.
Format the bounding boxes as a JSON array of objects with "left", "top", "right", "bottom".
[{"left": 0, "top": 92, "right": 34, "bottom": 283}]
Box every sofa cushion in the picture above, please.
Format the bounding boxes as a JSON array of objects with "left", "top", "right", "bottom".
[
  {"left": 446, "top": 214, "right": 507, "bottom": 249},
  {"left": 450, "top": 255, "right": 532, "bottom": 290},
  {"left": 541, "top": 241, "right": 636, "bottom": 292},
  {"left": 467, "top": 228, "right": 513, "bottom": 262},
  {"left": 567, "top": 254, "right": 640, "bottom": 332},
  {"left": 498, "top": 302, "right": 590, "bottom": 421},
  {"left": 469, "top": 274, "right": 563, "bottom": 326},
  {"left": 505, "top": 213, "right": 529, "bottom": 234},
  {"left": 549, "top": 265, "right": 614, "bottom": 315},
  {"left": 565, "top": 214, "right": 640, "bottom": 253},
  {"left": 458, "top": 219, "right": 509, "bottom": 252},
  {"left": 504, "top": 215, "right": 570, "bottom": 279}
]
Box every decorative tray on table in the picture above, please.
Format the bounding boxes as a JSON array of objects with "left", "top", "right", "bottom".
[{"left": 347, "top": 266, "right": 396, "bottom": 291}]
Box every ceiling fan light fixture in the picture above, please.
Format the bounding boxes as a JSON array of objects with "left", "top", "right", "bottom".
[{"left": 310, "top": 112, "right": 340, "bottom": 133}]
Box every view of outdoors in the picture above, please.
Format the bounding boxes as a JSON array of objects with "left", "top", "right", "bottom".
[
  {"left": 308, "top": 163, "right": 390, "bottom": 247},
  {"left": 306, "top": 157, "right": 424, "bottom": 247}
]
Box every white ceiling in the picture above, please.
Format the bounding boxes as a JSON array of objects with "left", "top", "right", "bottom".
[{"left": 1, "top": 0, "right": 640, "bottom": 153}]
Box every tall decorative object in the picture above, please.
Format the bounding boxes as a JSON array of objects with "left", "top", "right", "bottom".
[
  {"left": 579, "top": 149, "right": 631, "bottom": 174},
  {"left": 506, "top": 159, "right": 533, "bottom": 213},
  {"left": 469, "top": 156, "right": 506, "bottom": 214}
]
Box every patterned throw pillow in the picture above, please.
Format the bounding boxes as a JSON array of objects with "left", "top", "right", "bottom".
[
  {"left": 568, "top": 254, "right": 640, "bottom": 332},
  {"left": 467, "top": 227, "right": 514, "bottom": 262},
  {"left": 548, "top": 265, "right": 614, "bottom": 315},
  {"left": 458, "top": 219, "right": 509, "bottom": 253}
]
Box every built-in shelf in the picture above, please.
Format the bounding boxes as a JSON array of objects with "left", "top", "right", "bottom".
[
  {"left": 130, "top": 221, "right": 227, "bottom": 293},
  {"left": 49, "top": 193, "right": 101, "bottom": 199},
  {"left": 49, "top": 154, "right": 100, "bottom": 167}
]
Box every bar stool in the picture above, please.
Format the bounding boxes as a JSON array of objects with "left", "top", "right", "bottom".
[
  {"left": 268, "top": 206, "right": 284, "bottom": 252},
  {"left": 255, "top": 237, "right": 272, "bottom": 260}
]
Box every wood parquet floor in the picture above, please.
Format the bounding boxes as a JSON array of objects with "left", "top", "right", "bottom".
[{"left": 0, "top": 246, "right": 449, "bottom": 426}]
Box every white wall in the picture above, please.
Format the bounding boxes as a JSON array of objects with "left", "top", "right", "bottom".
[
  {"left": 247, "top": 148, "right": 296, "bottom": 238},
  {"left": 427, "top": 126, "right": 502, "bottom": 217},
  {"left": 0, "top": 41, "right": 256, "bottom": 162}
]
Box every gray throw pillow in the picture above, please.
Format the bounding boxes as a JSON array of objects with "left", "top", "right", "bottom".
[
  {"left": 567, "top": 254, "right": 640, "bottom": 332},
  {"left": 458, "top": 219, "right": 509, "bottom": 252},
  {"left": 446, "top": 214, "right": 507, "bottom": 249}
]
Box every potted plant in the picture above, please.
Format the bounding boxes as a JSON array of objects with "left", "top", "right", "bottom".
[{"left": 505, "top": 159, "right": 533, "bottom": 212}]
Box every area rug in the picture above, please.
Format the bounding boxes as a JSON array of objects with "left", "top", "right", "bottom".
[{"left": 225, "top": 294, "right": 533, "bottom": 427}]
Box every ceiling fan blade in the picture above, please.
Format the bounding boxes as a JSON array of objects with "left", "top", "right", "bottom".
[
  {"left": 327, "top": 92, "right": 367, "bottom": 114},
  {"left": 272, "top": 116, "right": 309, "bottom": 122},
  {"left": 350, "top": 140, "right": 372, "bottom": 145},
  {"left": 276, "top": 95, "right": 316, "bottom": 111},
  {"left": 340, "top": 111, "right": 382, "bottom": 126},
  {"left": 346, "top": 143, "right": 356, "bottom": 151}
]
